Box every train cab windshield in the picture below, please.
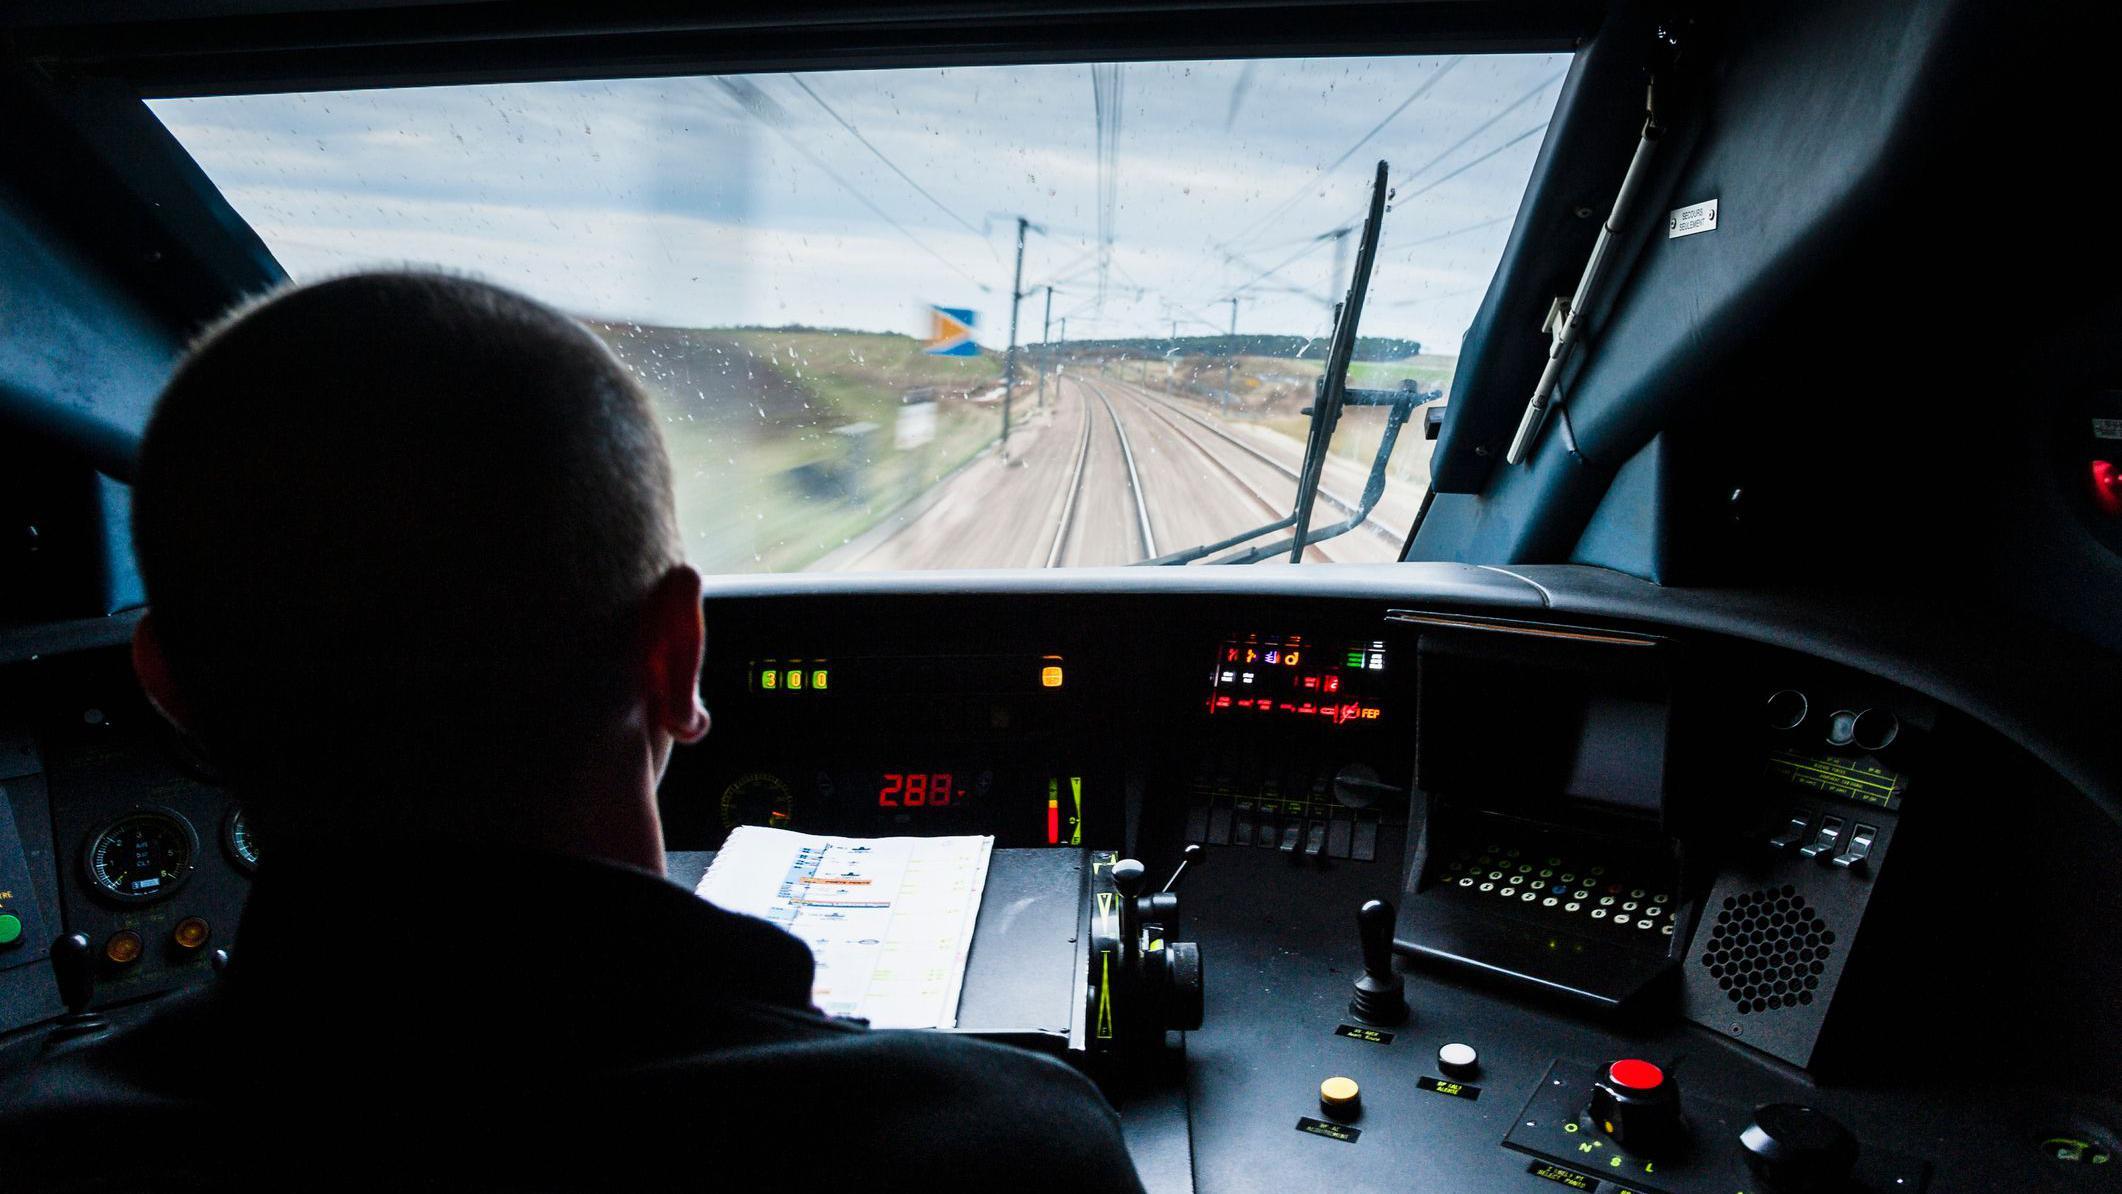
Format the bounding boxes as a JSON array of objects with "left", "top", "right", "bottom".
[
  {"left": 3, "top": 4, "right": 2120, "bottom": 1192},
  {"left": 151, "top": 56, "right": 1566, "bottom": 570}
]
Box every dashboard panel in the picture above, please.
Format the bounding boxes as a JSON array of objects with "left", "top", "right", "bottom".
[{"left": 1, "top": 567, "right": 2117, "bottom": 1192}]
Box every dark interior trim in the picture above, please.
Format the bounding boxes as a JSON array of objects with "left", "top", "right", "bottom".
[{"left": 7, "top": 1, "right": 1601, "bottom": 96}]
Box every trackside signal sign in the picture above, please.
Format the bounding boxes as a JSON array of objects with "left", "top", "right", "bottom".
[{"left": 923, "top": 306, "right": 979, "bottom": 357}]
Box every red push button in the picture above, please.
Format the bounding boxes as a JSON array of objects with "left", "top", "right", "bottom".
[{"left": 1609, "top": 1058, "right": 1664, "bottom": 1091}]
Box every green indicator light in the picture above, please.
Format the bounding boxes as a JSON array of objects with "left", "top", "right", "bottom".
[
  {"left": 786, "top": 669, "right": 804, "bottom": 691},
  {"left": 760, "top": 668, "right": 778, "bottom": 691},
  {"left": 811, "top": 669, "right": 829, "bottom": 690},
  {"left": 0, "top": 913, "right": 22, "bottom": 947},
  {"left": 1345, "top": 651, "right": 1365, "bottom": 667}
]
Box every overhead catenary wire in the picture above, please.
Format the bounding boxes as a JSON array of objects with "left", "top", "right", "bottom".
[
  {"left": 784, "top": 73, "right": 993, "bottom": 246},
  {"left": 1221, "top": 57, "right": 1464, "bottom": 247},
  {"left": 713, "top": 77, "right": 990, "bottom": 292},
  {"left": 1222, "top": 66, "right": 1563, "bottom": 254},
  {"left": 1395, "top": 121, "right": 1551, "bottom": 204}
]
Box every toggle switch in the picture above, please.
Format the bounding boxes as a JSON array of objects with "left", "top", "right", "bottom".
[
  {"left": 1767, "top": 814, "right": 1811, "bottom": 850},
  {"left": 1829, "top": 824, "right": 1877, "bottom": 870},
  {"left": 1303, "top": 821, "right": 1328, "bottom": 859},
  {"left": 1797, "top": 816, "right": 1845, "bottom": 860}
]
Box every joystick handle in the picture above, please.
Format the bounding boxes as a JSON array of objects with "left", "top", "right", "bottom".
[
  {"left": 1349, "top": 899, "right": 1408, "bottom": 1025},
  {"left": 52, "top": 932, "right": 94, "bottom": 1013}
]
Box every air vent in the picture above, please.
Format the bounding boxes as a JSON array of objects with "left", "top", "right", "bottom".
[{"left": 1697, "top": 885, "right": 1836, "bottom": 1015}]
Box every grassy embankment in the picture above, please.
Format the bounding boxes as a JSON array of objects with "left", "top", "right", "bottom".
[{"left": 589, "top": 323, "right": 1002, "bottom": 573}]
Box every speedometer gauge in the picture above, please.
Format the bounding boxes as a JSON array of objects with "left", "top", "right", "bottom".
[
  {"left": 719, "top": 772, "right": 795, "bottom": 831},
  {"left": 224, "top": 807, "right": 258, "bottom": 873},
  {"left": 83, "top": 807, "right": 199, "bottom": 904}
]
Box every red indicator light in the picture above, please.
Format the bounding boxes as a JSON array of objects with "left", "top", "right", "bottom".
[
  {"left": 1215, "top": 695, "right": 1232, "bottom": 708},
  {"left": 1047, "top": 794, "right": 1061, "bottom": 845},
  {"left": 1226, "top": 647, "right": 1240, "bottom": 662},
  {"left": 2093, "top": 460, "right": 2122, "bottom": 516},
  {"left": 1302, "top": 675, "right": 1319, "bottom": 690},
  {"left": 1323, "top": 675, "right": 1341, "bottom": 694}
]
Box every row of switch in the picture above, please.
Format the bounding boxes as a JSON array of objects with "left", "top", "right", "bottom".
[
  {"left": 1767, "top": 812, "right": 1877, "bottom": 870},
  {"left": 1184, "top": 796, "right": 1380, "bottom": 861}
]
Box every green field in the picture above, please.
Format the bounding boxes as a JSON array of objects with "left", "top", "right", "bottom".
[{"left": 590, "top": 323, "right": 1003, "bottom": 573}]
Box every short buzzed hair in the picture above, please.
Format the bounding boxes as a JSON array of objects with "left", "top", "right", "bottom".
[{"left": 135, "top": 271, "right": 681, "bottom": 804}]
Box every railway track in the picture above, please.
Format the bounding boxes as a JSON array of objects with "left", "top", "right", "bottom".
[
  {"left": 1048, "top": 376, "right": 1157, "bottom": 566},
  {"left": 1103, "top": 381, "right": 1342, "bottom": 564},
  {"left": 1103, "top": 376, "right": 1403, "bottom": 547}
]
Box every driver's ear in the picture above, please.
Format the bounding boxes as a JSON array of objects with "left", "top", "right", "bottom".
[
  {"left": 642, "top": 564, "right": 710, "bottom": 744},
  {"left": 132, "top": 612, "right": 200, "bottom": 734}
]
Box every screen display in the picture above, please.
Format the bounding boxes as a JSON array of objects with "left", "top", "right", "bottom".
[
  {"left": 877, "top": 771, "right": 973, "bottom": 808},
  {"left": 1206, "top": 634, "right": 1388, "bottom": 725}
]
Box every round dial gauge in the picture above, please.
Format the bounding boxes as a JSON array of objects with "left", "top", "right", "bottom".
[
  {"left": 83, "top": 807, "right": 199, "bottom": 904},
  {"left": 719, "top": 772, "right": 795, "bottom": 831},
  {"left": 224, "top": 807, "right": 258, "bottom": 873}
]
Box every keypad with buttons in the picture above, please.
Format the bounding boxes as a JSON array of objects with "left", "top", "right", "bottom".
[{"left": 1431, "top": 844, "right": 1677, "bottom": 937}]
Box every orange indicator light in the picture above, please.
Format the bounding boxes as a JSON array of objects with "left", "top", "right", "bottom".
[
  {"left": 104, "top": 929, "right": 144, "bottom": 965},
  {"left": 172, "top": 917, "right": 211, "bottom": 951},
  {"left": 1041, "top": 665, "right": 1064, "bottom": 688}
]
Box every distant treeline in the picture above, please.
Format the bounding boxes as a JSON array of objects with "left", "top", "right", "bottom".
[{"left": 1039, "top": 334, "right": 1421, "bottom": 361}]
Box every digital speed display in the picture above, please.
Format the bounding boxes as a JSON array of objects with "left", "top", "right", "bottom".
[
  {"left": 1207, "top": 633, "right": 1388, "bottom": 725},
  {"left": 877, "top": 771, "right": 979, "bottom": 808}
]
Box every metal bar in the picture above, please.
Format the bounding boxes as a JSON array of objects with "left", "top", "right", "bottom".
[
  {"left": 1287, "top": 160, "right": 1388, "bottom": 561},
  {"left": 1504, "top": 82, "right": 1663, "bottom": 465},
  {"left": 1137, "top": 514, "right": 1295, "bottom": 566},
  {"left": 1001, "top": 215, "right": 1028, "bottom": 462}
]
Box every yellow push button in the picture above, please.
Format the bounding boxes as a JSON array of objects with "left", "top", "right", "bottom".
[{"left": 1319, "top": 1075, "right": 1361, "bottom": 1118}]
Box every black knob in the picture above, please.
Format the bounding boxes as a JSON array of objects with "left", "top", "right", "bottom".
[
  {"left": 1162, "top": 941, "right": 1205, "bottom": 1031},
  {"left": 1111, "top": 858, "right": 1146, "bottom": 900},
  {"left": 1589, "top": 1059, "right": 1682, "bottom": 1154},
  {"left": 51, "top": 932, "right": 94, "bottom": 1013},
  {"left": 1740, "top": 1104, "right": 1857, "bottom": 1193},
  {"left": 1348, "top": 899, "right": 1407, "bottom": 1025}
]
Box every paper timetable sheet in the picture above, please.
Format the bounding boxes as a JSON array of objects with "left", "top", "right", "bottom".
[{"left": 695, "top": 827, "right": 994, "bottom": 1029}]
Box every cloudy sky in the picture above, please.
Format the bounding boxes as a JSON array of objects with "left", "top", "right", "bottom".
[{"left": 150, "top": 52, "right": 1568, "bottom": 355}]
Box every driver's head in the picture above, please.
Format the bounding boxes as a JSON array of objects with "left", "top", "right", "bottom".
[{"left": 132, "top": 271, "right": 708, "bottom": 862}]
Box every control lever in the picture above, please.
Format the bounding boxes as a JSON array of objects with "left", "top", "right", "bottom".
[
  {"left": 1139, "top": 844, "right": 1202, "bottom": 932},
  {"left": 1091, "top": 853, "right": 1206, "bottom": 1055},
  {"left": 1349, "top": 899, "right": 1408, "bottom": 1025},
  {"left": 49, "top": 932, "right": 108, "bottom": 1040}
]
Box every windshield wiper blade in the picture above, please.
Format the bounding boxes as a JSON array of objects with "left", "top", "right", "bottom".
[
  {"left": 1285, "top": 160, "right": 1390, "bottom": 562},
  {"left": 1140, "top": 160, "right": 1397, "bottom": 567}
]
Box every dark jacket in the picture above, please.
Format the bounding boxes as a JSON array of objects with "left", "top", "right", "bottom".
[{"left": 0, "top": 844, "right": 1146, "bottom": 1191}]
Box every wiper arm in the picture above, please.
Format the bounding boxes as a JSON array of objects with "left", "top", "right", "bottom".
[
  {"left": 1142, "top": 161, "right": 1403, "bottom": 567},
  {"left": 1209, "top": 383, "right": 1435, "bottom": 564},
  {"left": 1286, "top": 160, "right": 1390, "bottom": 562}
]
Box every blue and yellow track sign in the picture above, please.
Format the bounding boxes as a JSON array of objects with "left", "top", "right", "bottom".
[{"left": 923, "top": 305, "right": 978, "bottom": 357}]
